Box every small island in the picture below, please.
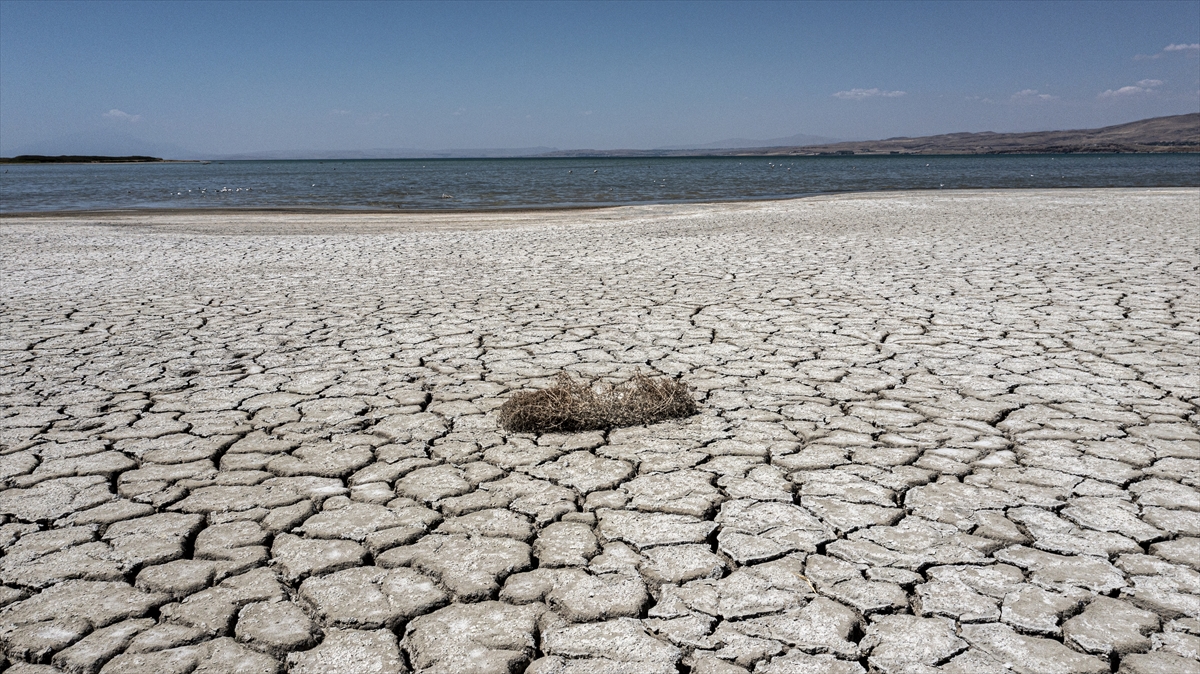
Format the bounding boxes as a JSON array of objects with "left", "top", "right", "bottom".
[{"left": 0, "top": 155, "right": 165, "bottom": 164}]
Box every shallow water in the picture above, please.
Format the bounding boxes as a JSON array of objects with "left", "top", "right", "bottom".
[{"left": 1, "top": 153, "right": 1197, "bottom": 212}]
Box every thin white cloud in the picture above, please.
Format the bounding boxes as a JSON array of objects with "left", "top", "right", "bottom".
[
  {"left": 1136, "top": 43, "right": 1199, "bottom": 60},
  {"left": 330, "top": 109, "right": 351, "bottom": 115},
  {"left": 833, "top": 88, "right": 906, "bottom": 100},
  {"left": 1011, "top": 89, "right": 1055, "bottom": 101},
  {"left": 1099, "top": 79, "right": 1163, "bottom": 98},
  {"left": 1100, "top": 86, "right": 1146, "bottom": 97},
  {"left": 103, "top": 109, "right": 141, "bottom": 122}
]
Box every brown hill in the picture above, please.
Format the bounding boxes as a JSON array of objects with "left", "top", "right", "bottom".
[
  {"left": 757, "top": 113, "right": 1200, "bottom": 155},
  {"left": 541, "top": 113, "right": 1200, "bottom": 157}
]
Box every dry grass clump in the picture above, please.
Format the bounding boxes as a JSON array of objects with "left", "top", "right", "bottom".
[{"left": 498, "top": 372, "right": 697, "bottom": 433}]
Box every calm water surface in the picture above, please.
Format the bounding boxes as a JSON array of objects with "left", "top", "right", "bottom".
[{"left": 1, "top": 154, "right": 1197, "bottom": 213}]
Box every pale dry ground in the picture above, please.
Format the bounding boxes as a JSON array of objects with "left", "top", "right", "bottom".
[{"left": 0, "top": 188, "right": 1198, "bottom": 674}]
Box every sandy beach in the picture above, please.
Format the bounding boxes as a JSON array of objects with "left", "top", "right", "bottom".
[{"left": 1, "top": 188, "right": 1198, "bottom": 673}]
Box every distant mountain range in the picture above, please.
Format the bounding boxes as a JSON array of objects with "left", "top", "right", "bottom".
[
  {"left": 213, "top": 147, "right": 559, "bottom": 160},
  {"left": 542, "top": 113, "right": 1200, "bottom": 157},
  {"left": 1, "top": 133, "right": 558, "bottom": 161},
  {"left": 212, "top": 135, "right": 844, "bottom": 159},
  {"left": 3, "top": 130, "right": 558, "bottom": 161},
  {"left": 655, "top": 133, "right": 842, "bottom": 151}
]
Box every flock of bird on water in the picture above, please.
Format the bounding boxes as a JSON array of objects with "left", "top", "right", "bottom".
[{"left": 171, "top": 186, "right": 253, "bottom": 196}]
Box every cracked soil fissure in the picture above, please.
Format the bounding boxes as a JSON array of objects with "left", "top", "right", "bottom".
[{"left": 0, "top": 188, "right": 1198, "bottom": 674}]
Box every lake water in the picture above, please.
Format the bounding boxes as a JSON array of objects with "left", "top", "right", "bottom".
[{"left": 1, "top": 154, "right": 1197, "bottom": 213}]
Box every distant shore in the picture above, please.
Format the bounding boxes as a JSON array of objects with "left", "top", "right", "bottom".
[
  {"left": 0, "top": 155, "right": 205, "bottom": 164},
  {"left": 5, "top": 113, "right": 1195, "bottom": 163}
]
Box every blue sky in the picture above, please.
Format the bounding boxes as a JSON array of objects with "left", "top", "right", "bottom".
[{"left": 1, "top": 0, "right": 1197, "bottom": 157}]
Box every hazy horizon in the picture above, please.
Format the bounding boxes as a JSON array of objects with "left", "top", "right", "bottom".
[{"left": 2, "top": 1, "right": 1198, "bottom": 158}]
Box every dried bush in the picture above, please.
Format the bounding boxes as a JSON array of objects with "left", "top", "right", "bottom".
[{"left": 498, "top": 372, "right": 697, "bottom": 433}]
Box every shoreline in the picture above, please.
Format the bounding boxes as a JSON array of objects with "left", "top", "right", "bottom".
[
  {"left": 1, "top": 187, "right": 1195, "bottom": 237},
  {"left": 2, "top": 186, "right": 1197, "bottom": 224}
]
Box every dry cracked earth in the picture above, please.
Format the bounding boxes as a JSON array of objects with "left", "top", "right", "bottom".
[{"left": 0, "top": 188, "right": 1197, "bottom": 674}]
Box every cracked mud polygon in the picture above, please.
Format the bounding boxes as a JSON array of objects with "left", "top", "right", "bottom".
[{"left": 1, "top": 189, "right": 1197, "bottom": 674}]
